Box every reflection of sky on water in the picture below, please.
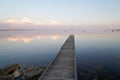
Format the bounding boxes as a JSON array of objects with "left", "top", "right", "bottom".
[
  {"left": 0, "top": 31, "right": 120, "bottom": 80},
  {"left": 75, "top": 33, "right": 120, "bottom": 80},
  {"left": 7, "top": 35, "right": 60, "bottom": 43},
  {"left": 0, "top": 31, "right": 68, "bottom": 67}
]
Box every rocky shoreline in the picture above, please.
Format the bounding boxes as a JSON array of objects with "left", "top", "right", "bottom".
[{"left": 0, "top": 64, "right": 46, "bottom": 80}]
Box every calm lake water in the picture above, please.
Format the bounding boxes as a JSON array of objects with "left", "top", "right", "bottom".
[{"left": 0, "top": 31, "right": 120, "bottom": 80}]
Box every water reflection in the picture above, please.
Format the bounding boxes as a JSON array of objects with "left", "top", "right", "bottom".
[
  {"left": 49, "top": 35, "right": 60, "bottom": 40},
  {"left": 0, "top": 31, "right": 120, "bottom": 80},
  {"left": 75, "top": 32, "right": 120, "bottom": 80},
  {"left": 0, "top": 31, "right": 68, "bottom": 68},
  {"left": 7, "top": 35, "right": 61, "bottom": 43},
  {"left": 8, "top": 37, "right": 32, "bottom": 43}
]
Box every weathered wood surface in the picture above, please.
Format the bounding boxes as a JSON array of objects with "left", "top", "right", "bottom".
[{"left": 39, "top": 35, "right": 77, "bottom": 80}]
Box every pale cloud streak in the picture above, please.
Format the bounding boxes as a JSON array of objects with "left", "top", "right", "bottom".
[
  {"left": 1, "top": 18, "right": 119, "bottom": 30},
  {"left": 49, "top": 20, "right": 61, "bottom": 26},
  {"left": 6, "top": 17, "right": 32, "bottom": 24},
  {"left": 21, "top": 17, "right": 32, "bottom": 23},
  {"left": 6, "top": 19, "right": 19, "bottom": 24},
  {"left": 5, "top": 18, "right": 61, "bottom": 26}
]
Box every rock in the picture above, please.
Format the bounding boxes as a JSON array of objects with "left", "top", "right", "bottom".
[
  {"left": 0, "top": 75, "right": 14, "bottom": 80},
  {"left": 23, "top": 66, "right": 45, "bottom": 80},
  {"left": 12, "top": 69, "right": 21, "bottom": 78},
  {"left": 0, "top": 64, "right": 45, "bottom": 80},
  {"left": 0, "top": 64, "right": 20, "bottom": 75}
]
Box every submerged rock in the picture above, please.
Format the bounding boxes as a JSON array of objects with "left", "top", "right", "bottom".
[
  {"left": 0, "top": 64, "right": 20, "bottom": 75},
  {"left": 0, "top": 75, "right": 14, "bottom": 80},
  {"left": 12, "top": 69, "right": 21, "bottom": 78},
  {"left": 23, "top": 66, "right": 45, "bottom": 80},
  {"left": 0, "top": 64, "right": 45, "bottom": 80}
]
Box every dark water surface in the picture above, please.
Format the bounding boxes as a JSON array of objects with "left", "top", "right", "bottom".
[
  {"left": 0, "top": 31, "right": 120, "bottom": 80},
  {"left": 76, "top": 33, "right": 120, "bottom": 80}
]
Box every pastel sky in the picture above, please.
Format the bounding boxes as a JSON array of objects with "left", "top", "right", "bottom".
[{"left": 0, "top": 0, "right": 120, "bottom": 29}]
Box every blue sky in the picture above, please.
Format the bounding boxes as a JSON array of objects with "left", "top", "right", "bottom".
[{"left": 0, "top": 0, "right": 120, "bottom": 29}]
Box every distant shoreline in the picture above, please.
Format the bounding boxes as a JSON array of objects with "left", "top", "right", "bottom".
[
  {"left": 0, "top": 29, "right": 66, "bottom": 31},
  {"left": 0, "top": 29, "right": 39, "bottom": 31}
]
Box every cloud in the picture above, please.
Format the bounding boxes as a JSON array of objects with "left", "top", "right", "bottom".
[
  {"left": 3, "top": 18, "right": 61, "bottom": 27},
  {"left": 49, "top": 20, "right": 61, "bottom": 26},
  {"left": 21, "top": 17, "right": 32, "bottom": 23},
  {"left": 6, "top": 19, "right": 19, "bottom": 24},
  {"left": 4, "top": 17, "right": 46, "bottom": 27},
  {"left": 6, "top": 17, "right": 34, "bottom": 24}
]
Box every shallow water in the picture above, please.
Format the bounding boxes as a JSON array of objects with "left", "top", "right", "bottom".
[{"left": 0, "top": 31, "right": 120, "bottom": 80}]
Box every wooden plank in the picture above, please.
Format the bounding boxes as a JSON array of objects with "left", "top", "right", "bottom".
[{"left": 39, "top": 35, "right": 77, "bottom": 80}]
